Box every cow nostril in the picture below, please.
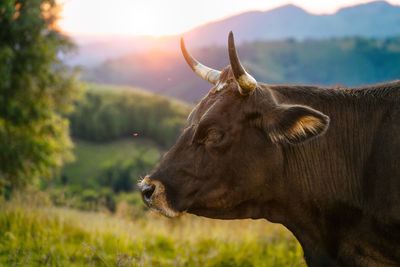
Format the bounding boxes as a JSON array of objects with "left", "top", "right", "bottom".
[{"left": 142, "top": 184, "right": 155, "bottom": 202}]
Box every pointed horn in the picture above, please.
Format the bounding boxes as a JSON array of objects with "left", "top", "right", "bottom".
[
  {"left": 228, "top": 31, "right": 257, "bottom": 94},
  {"left": 181, "top": 37, "right": 220, "bottom": 85}
]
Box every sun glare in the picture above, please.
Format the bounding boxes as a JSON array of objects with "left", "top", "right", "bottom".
[
  {"left": 59, "top": 0, "right": 400, "bottom": 37},
  {"left": 59, "top": 0, "right": 284, "bottom": 37},
  {"left": 59, "top": 0, "right": 200, "bottom": 37},
  {"left": 108, "top": 2, "right": 182, "bottom": 36}
]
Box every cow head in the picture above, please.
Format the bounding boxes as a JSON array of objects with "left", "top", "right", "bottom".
[{"left": 139, "top": 32, "right": 329, "bottom": 220}]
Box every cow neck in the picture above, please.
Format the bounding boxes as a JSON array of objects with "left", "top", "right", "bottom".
[
  {"left": 264, "top": 83, "right": 400, "bottom": 266},
  {"left": 267, "top": 84, "right": 392, "bottom": 207}
]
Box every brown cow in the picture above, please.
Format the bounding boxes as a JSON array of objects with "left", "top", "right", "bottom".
[{"left": 139, "top": 32, "right": 400, "bottom": 266}]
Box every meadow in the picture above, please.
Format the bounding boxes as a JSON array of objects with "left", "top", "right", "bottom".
[{"left": 0, "top": 195, "right": 305, "bottom": 267}]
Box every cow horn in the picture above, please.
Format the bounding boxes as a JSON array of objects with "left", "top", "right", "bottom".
[
  {"left": 181, "top": 37, "right": 221, "bottom": 85},
  {"left": 228, "top": 31, "right": 257, "bottom": 94}
]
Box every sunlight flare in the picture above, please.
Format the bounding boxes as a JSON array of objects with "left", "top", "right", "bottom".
[{"left": 58, "top": 0, "right": 400, "bottom": 37}]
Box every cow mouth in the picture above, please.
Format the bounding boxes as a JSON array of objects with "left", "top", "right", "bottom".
[{"left": 144, "top": 193, "right": 183, "bottom": 218}]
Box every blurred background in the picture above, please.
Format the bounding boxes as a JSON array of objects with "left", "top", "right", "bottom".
[{"left": 1, "top": 0, "right": 400, "bottom": 265}]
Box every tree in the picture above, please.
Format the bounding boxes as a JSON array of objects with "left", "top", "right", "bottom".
[{"left": 0, "top": 0, "right": 80, "bottom": 191}]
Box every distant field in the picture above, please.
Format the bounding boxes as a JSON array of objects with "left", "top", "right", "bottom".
[
  {"left": 84, "top": 83, "right": 190, "bottom": 111},
  {"left": 63, "top": 138, "right": 161, "bottom": 187},
  {"left": 0, "top": 201, "right": 305, "bottom": 266}
]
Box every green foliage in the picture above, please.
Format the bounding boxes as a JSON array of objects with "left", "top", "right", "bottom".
[
  {"left": 0, "top": 201, "right": 306, "bottom": 266},
  {"left": 70, "top": 84, "right": 190, "bottom": 147},
  {"left": 46, "top": 186, "right": 117, "bottom": 212},
  {"left": 98, "top": 152, "right": 154, "bottom": 193},
  {"left": 0, "top": 0, "right": 80, "bottom": 189}
]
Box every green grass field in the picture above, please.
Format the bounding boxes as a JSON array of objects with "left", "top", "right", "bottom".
[
  {"left": 62, "top": 138, "right": 160, "bottom": 187},
  {"left": 0, "top": 199, "right": 305, "bottom": 267}
]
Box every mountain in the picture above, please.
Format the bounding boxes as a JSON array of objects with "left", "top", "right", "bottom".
[
  {"left": 84, "top": 37, "right": 400, "bottom": 102},
  {"left": 69, "top": 1, "right": 400, "bottom": 66},
  {"left": 182, "top": 1, "right": 400, "bottom": 46}
]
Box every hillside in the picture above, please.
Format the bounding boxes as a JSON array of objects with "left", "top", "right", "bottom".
[
  {"left": 84, "top": 37, "right": 400, "bottom": 102},
  {"left": 69, "top": 1, "right": 400, "bottom": 66},
  {"left": 70, "top": 83, "right": 190, "bottom": 145}
]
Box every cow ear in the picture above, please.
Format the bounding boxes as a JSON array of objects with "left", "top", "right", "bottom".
[{"left": 265, "top": 105, "right": 329, "bottom": 144}]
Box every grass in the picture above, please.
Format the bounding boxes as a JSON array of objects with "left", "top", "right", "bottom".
[
  {"left": 0, "top": 200, "right": 306, "bottom": 266},
  {"left": 63, "top": 138, "right": 160, "bottom": 187}
]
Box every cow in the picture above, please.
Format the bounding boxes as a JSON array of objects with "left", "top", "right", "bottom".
[{"left": 139, "top": 32, "right": 400, "bottom": 266}]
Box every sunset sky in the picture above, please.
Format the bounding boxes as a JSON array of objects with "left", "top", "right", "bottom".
[{"left": 59, "top": 0, "right": 400, "bottom": 37}]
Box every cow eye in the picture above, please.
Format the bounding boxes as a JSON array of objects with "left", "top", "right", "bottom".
[{"left": 205, "top": 129, "right": 224, "bottom": 144}]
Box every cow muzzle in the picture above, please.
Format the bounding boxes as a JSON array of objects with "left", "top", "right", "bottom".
[{"left": 138, "top": 176, "right": 181, "bottom": 218}]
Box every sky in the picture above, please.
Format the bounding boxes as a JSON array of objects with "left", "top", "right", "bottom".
[{"left": 59, "top": 0, "right": 400, "bottom": 37}]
